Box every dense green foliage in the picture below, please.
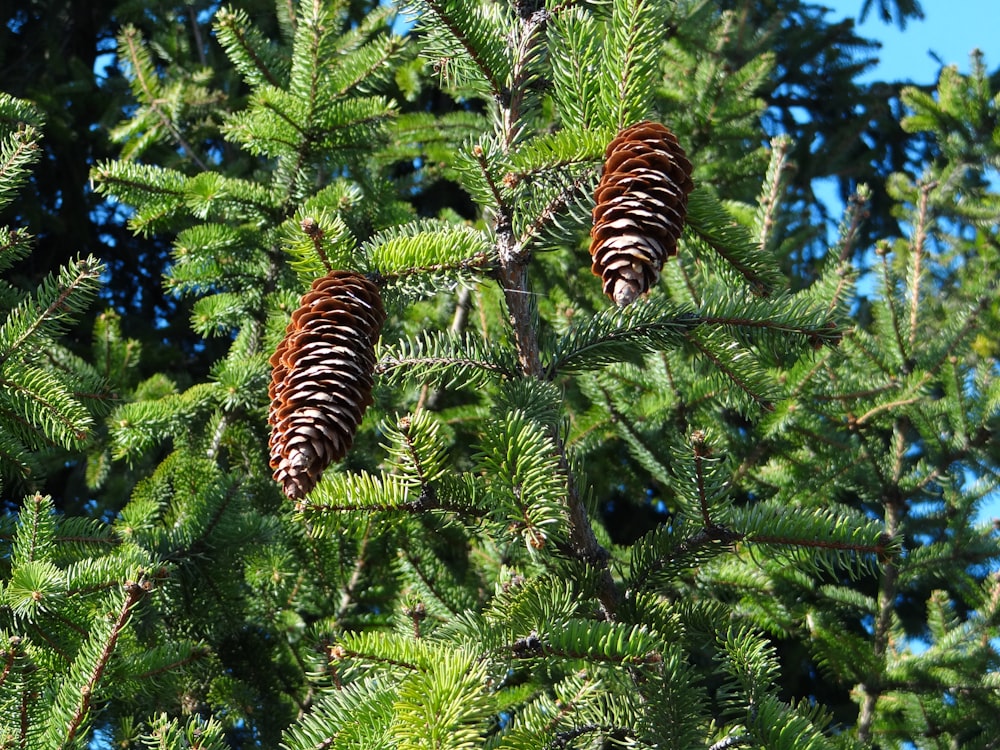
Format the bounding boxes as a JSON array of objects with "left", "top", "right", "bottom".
[{"left": 0, "top": 0, "right": 998, "bottom": 748}]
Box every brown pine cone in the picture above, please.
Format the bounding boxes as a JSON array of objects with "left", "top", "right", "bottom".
[
  {"left": 589, "top": 121, "right": 694, "bottom": 306},
  {"left": 268, "top": 270, "right": 385, "bottom": 500}
]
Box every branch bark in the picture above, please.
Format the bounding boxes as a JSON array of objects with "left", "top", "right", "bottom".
[{"left": 490, "top": 8, "right": 621, "bottom": 620}]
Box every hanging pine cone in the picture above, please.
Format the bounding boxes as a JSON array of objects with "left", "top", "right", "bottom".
[
  {"left": 589, "top": 121, "right": 694, "bottom": 306},
  {"left": 268, "top": 270, "right": 385, "bottom": 500}
]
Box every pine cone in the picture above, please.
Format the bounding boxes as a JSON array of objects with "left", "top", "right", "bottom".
[
  {"left": 268, "top": 270, "right": 385, "bottom": 500},
  {"left": 589, "top": 121, "right": 694, "bottom": 306}
]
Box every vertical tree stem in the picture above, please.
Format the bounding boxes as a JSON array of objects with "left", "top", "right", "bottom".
[
  {"left": 907, "top": 181, "right": 934, "bottom": 353},
  {"left": 490, "top": 8, "right": 620, "bottom": 618},
  {"left": 858, "top": 424, "right": 906, "bottom": 744}
]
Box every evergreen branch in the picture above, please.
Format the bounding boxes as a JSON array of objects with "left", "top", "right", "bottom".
[
  {"left": 398, "top": 546, "right": 468, "bottom": 618},
  {"left": 288, "top": 0, "right": 329, "bottom": 109},
  {"left": 62, "top": 580, "right": 128, "bottom": 600},
  {"left": 377, "top": 252, "right": 493, "bottom": 283},
  {"left": 921, "top": 293, "right": 994, "bottom": 379},
  {"left": 258, "top": 86, "right": 311, "bottom": 138},
  {"left": 134, "top": 644, "right": 211, "bottom": 682},
  {"left": 19, "top": 493, "right": 54, "bottom": 565},
  {"left": 0, "top": 227, "right": 32, "bottom": 274},
  {"left": 296, "top": 522, "right": 338, "bottom": 609},
  {"left": 281, "top": 676, "right": 395, "bottom": 750},
  {"left": 331, "top": 643, "right": 421, "bottom": 674},
  {"left": 337, "top": 519, "right": 372, "bottom": 622},
  {"left": 835, "top": 186, "right": 871, "bottom": 264},
  {"left": 685, "top": 188, "right": 784, "bottom": 295},
  {"left": 318, "top": 92, "right": 389, "bottom": 144},
  {"left": 181, "top": 478, "right": 241, "bottom": 558},
  {"left": 746, "top": 532, "right": 889, "bottom": 558},
  {"left": 0, "top": 255, "right": 103, "bottom": 368},
  {"left": 364, "top": 218, "right": 495, "bottom": 277},
  {"left": 601, "top": 0, "right": 665, "bottom": 129},
  {"left": 548, "top": 298, "right": 700, "bottom": 376},
  {"left": 51, "top": 607, "right": 91, "bottom": 638},
  {"left": 25, "top": 618, "right": 72, "bottom": 661},
  {"left": 692, "top": 283, "right": 846, "bottom": 361},
  {"left": 383, "top": 411, "right": 448, "bottom": 489},
  {"left": 301, "top": 470, "right": 483, "bottom": 517},
  {"left": 502, "top": 7, "right": 550, "bottom": 147},
  {"left": 421, "top": 287, "right": 472, "bottom": 411},
  {"left": 214, "top": 6, "right": 285, "bottom": 88},
  {"left": 691, "top": 431, "right": 714, "bottom": 527},
  {"left": 478, "top": 410, "right": 569, "bottom": 551},
  {"left": 393, "top": 649, "right": 493, "bottom": 746},
  {"left": 0, "top": 123, "right": 41, "bottom": 213},
  {"left": 299, "top": 490, "right": 475, "bottom": 517},
  {"left": 376, "top": 330, "right": 519, "bottom": 390},
  {"left": 109, "top": 383, "right": 221, "bottom": 462},
  {"left": 0, "top": 92, "right": 44, "bottom": 131},
  {"left": 548, "top": 7, "right": 604, "bottom": 128},
  {"left": 505, "top": 128, "right": 608, "bottom": 180},
  {"left": 756, "top": 138, "right": 791, "bottom": 254},
  {"left": 906, "top": 181, "right": 934, "bottom": 353},
  {"left": 808, "top": 378, "right": 899, "bottom": 403},
  {"left": 90, "top": 162, "right": 189, "bottom": 233},
  {"left": 382, "top": 110, "right": 488, "bottom": 175},
  {"left": 785, "top": 423, "right": 853, "bottom": 455},
  {"left": 330, "top": 34, "right": 407, "bottom": 97},
  {"left": 735, "top": 502, "right": 891, "bottom": 580},
  {"left": 279, "top": 212, "right": 352, "bottom": 286},
  {"left": 597, "top": 382, "right": 672, "bottom": 488},
  {"left": 377, "top": 353, "right": 510, "bottom": 381},
  {"left": 418, "top": 0, "right": 508, "bottom": 99},
  {"left": 877, "top": 248, "right": 909, "bottom": 367},
  {"left": 0, "top": 368, "right": 93, "bottom": 448},
  {"left": 629, "top": 523, "right": 744, "bottom": 595},
  {"left": 473, "top": 142, "right": 507, "bottom": 211},
  {"left": 748, "top": 695, "right": 836, "bottom": 750},
  {"left": 517, "top": 166, "right": 598, "bottom": 253},
  {"left": 61, "top": 581, "right": 146, "bottom": 745},
  {"left": 684, "top": 331, "right": 774, "bottom": 411},
  {"left": 509, "top": 621, "right": 660, "bottom": 665},
  {"left": 852, "top": 394, "right": 923, "bottom": 427},
  {"left": 117, "top": 26, "right": 209, "bottom": 171},
  {"left": 0, "top": 426, "right": 35, "bottom": 479}
]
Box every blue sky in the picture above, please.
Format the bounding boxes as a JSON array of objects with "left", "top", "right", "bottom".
[{"left": 820, "top": 0, "right": 998, "bottom": 84}]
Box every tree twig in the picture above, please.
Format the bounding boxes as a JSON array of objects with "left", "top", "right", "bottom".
[{"left": 64, "top": 581, "right": 146, "bottom": 745}]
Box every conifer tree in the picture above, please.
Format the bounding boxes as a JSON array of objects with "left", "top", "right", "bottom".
[
  {"left": 0, "top": 2, "right": 997, "bottom": 750},
  {"left": 0, "top": 95, "right": 108, "bottom": 498},
  {"left": 86, "top": 0, "right": 877, "bottom": 744},
  {"left": 0, "top": 95, "right": 173, "bottom": 749}
]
